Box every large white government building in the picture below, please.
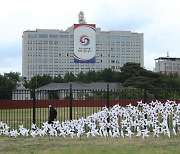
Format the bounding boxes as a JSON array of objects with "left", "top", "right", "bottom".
[{"left": 22, "top": 12, "right": 144, "bottom": 80}]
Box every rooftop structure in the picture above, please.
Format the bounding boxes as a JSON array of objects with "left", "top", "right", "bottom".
[{"left": 154, "top": 53, "right": 180, "bottom": 75}]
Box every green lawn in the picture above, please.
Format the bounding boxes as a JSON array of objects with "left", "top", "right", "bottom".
[{"left": 0, "top": 133, "right": 179, "bottom": 154}]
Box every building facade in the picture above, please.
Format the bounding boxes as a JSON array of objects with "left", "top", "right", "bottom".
[
  {"left": 22, "top": 12, "right": 144, "bottom": 80},
  {"left": 155, "top": 56, "right": 180, "bottom": 75}
]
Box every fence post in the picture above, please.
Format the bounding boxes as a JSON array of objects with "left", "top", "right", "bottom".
[
  {"left": 107, "top": 84, "right": 110, "bottom": 132},
  {"left": 69, "top": 84, "right": 72, "bottom": 120},
  {"left": 106, "top": 84, "right": 110, "bottom": 109},
  {"left": 32, "top": 89, "right": 36, "bottom": 124},
  {"left": 144, "top": 88, "right": 147, "bottom": 103}
]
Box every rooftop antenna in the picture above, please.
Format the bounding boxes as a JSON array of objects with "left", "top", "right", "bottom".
[
  {"left": 78, "top": 11, "right": 87, "bottom": 24},
  {"left": 167, "top": 51, "right": 170, "bottom": 57}
]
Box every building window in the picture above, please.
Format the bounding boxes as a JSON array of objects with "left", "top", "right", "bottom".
[
  {"left": 59, "top": 35, "right": 69, "bottom": 38},
  {"left": 70, "top": 41, "right": 74, "bottom": 45},
  {"left": 111, "top": 36, "right": 120, "bottom": 39},
  {"left": 49, "top": 59, "right": 53, "bottom": 63},
  {"left": 44, "top": 47, "right": 48, "bottom": 51},
  {"left": 39, "top": 34, "right": 48, "bottom": 38},
  {"left": 38, "top": 40, "right": 43, "bottom": 44},
  {"left": 44, "top": 65, "right": 48, "bottom": 69},
  {"left": 121, "top": 36, "right": 130, "bottom": 40},
  {"left": 38, "top": 65, "right": 43, "bottom": 69},
  {"left": 49, "top": 53, "right": 53, "bottom": 57},
  {"left": 49, "top": 47, "right": 53, "bottom": 51},
  {"left": 54, "top": 65, "right": 58, "bottom": 69},
  {"left": 38, "top": 59, "right": 42, "bottom": 63},
  {"left": 131, "top": 36, "right": 140, "bottom": 40},
  {"left": 44, "top": 59, "right": 48, "bottom": 63},
  {"left": 121, "top": 42, "right": 125, "bottom": 46},
  {"left": 44, "top": 40, "right": 48, "bottom": 44},
  {"left": 49, "top": 65, "right": 53, "bottom": 69},
  {"left": 38, "top": 47, "right": 43, "bottom": 50},
  {"left": 126, "top": 48, "right": 130, "bottom": 52},
  {"left": 44, "top": 53, "right": 48, "bottom": 57},
  {"left": 70, "top": 35, "right": 74, "bottom": 38},
  {"left": 121, "top": 48, "right": 126, "bottom": 52},
  {"left": 49, "top": 41, "right": 53, "bottom": 44},
  {"left": 49, "top": 71, "right": 53, "bottom": 75},
  {"left": 54, "top": 59, "right": 58, "bottom": 63},
  {"left": 49, "top": 35, "right": 58, "bottom": 38},
  {"left": 28, "top": 34, "right": 37, "bottom": 38},
  {"left": 54, "top": 53, "right": 59, "bottom": 57},
  {"left": 54, "top": 47, "right": 58, "bottom": 51},
  {"left": 54, "top": 41, "right": 58, "bottom": 45},
  {"left": 54, "top": 71, "right": 59, "bottom": 75}
]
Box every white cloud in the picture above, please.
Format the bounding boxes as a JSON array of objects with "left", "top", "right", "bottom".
[
  {"left": 0, "top": 0, "right": 180, "bottom": 74},
  {"left": 0, "top": 57, "right": 22, "bottom": 75}
]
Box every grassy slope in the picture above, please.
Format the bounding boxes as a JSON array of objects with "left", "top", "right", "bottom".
[{"left": 0, "top": 133, "right": 179, "bottom": 154}]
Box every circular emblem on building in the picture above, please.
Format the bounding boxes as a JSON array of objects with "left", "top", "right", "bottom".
[{"left": 80, "top": 35, "right": 90, "bottom": 46}]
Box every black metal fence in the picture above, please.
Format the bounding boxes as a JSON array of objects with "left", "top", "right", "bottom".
[{"left": 0, "top": 85, "right": 180, "bottom": 129}]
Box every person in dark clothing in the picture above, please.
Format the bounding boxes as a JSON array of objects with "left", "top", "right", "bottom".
[{"left": 48, "top": 104, "right": 57, "bottom": 124}]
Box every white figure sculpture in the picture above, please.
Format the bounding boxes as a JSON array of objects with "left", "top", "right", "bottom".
[{"left": 78, "top": 11, "right": 87, "bottom": 24}]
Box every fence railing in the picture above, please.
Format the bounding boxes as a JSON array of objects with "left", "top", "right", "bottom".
[{"left": 0, "top": 85, "right": 180, "bottom": 129}]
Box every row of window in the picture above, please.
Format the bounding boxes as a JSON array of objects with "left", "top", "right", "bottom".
[
  {"left": 28, "top": 56, "right": 141, "bottom": 64},
  {"left": 28, "top": 64, "right": 125, "bottom": 72},
  {"left": 96, "top": 53, "right": 141, "bottom": 57},
  {"left": 96, "top": 41, "right": 141, "bottom": 46},
  {"left": 27, "top": 46, "right": 71, "bottom": 51},
  {"left": 27, "top": 46, "right": 141, "bottom": 53},
  {"left": 96, "top": 35, "right": 141, "bottom": 40},
  {"left": 28, "top": 65, "right": 98, "bottom": 70},
  {"left": 28, "top": 34, "right": 141, "bottom": 40},
  {"left": 28, "top": 34, "right": 73, "bottom": 39},
  {"left": 164, "top": 63, "right": 180, "bottom": 66},
  {"left": 165, "top": 67, "right": 180, "bottom": 71},
  {"left": 28, "top": 40, "right": 141, "bottom": 47},
  {"left": 28, "top": 52, "right": 73, "bottom": 57},
  {"left": 96, "top": 48, "right": 141, "bottom": 52},
  {"left": 28, "top": 40, "right": 72, "bottom": 45}
]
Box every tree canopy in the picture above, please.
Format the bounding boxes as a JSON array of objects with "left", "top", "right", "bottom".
[
  {"left": 1, "top": 62, "right": 179, "bottom": 91},
  {"left": 0, "top": 72, "right": 20, "bottom": 91},
  {"left": 27, "top": 74, "right": 53, "bottom": 89}
]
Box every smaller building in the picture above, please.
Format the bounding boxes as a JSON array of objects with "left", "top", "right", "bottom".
[
  {"left": 12, "top": 76, "right": 31, "bottom": 100},
  {"left": 36, "top": 82, "right": 123, "bottom": 100},
  {"left": 154, "top": 54, "right": 180, "bottom": 75}
]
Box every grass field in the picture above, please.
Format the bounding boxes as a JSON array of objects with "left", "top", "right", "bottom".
[{"left": 0, "top": 133, "right": 179, "bottom": 154}]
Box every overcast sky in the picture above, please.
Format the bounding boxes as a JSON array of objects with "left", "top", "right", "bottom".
[{"left": 0, "top": 0, "right": 180, "bottom": 75}]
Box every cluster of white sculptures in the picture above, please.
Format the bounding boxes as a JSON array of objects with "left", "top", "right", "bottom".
[{"left": 0, "top": 100, "right": 179, "bottom": 138}]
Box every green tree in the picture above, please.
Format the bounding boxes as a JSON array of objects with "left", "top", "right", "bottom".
[
  {"left": 76, "top": 71, "right": 86, "bottom": 82},
  {"left": 53, "top": 75, "right": 63, "bottom": 83},
  {"left": 63, "top": 72, "right": 76, "bottom": 83},
  {"left": 123, "top": 76, "right": 154, "bottom": 89},
  {"left": 0, "top": 72, "right": 20, "bottom": 99},
  {"left": 27, "top": 74, "right": 52, "bottom": 89},
  {"left": 163, "top": 76, "right": 180, "bottom": 89},
  {"left": 119, "top": 62, "right": 145, "bottom": 82},
  {"left": 118, "top": 62, "right": 170, "bottom": 89},
  {"left": 85, "top": 71, "right": 101, "bottom": 82},
  {"left": 0, "top": 72, "right": 20, "bottom": 91},
  {"left": 101, "top": 68, "right": 116, "bottom": 82}
]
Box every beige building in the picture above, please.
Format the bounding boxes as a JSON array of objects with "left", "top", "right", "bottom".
[
  {"left": 22, "top": 12, "right": 144, "bottom": 80},
  {"left": 155, "top": 56, "right": 180, "bottom": 75}
]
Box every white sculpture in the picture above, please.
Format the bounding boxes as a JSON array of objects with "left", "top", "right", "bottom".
[
  {"left": 0, "top": 100, "right": 179, "bottom": 139},
  {"left": 78, "top": 11, "right": 87, "bottom": 24}
]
